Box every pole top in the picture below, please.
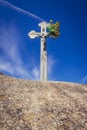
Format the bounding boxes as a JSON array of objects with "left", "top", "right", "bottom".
[
  {"left": 38, "top": 22, "right": 48, "bottom": 27},
  {"left": 38, "top": 22, "right": 48, "bottom": 36}
]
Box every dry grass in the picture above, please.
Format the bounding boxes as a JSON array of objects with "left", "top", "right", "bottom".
[{"left": 0, "top": 74, "right": 87, "bottom": 130}]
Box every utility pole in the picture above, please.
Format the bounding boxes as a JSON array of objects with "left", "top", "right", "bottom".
[
  {"left": 28, "top": 21, "right": 60, "bottom": 81},
  {"left": 39, "top": 22, "right": 48, "bottom": 81}
]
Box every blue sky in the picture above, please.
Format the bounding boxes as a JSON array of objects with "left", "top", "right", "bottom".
[{"left": 0, "top": 0, "right": 87, "bottom": 84}]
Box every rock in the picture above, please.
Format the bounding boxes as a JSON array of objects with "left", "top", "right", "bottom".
[{"left": 0, "top": 72, "right": 3, "bottom": 75}]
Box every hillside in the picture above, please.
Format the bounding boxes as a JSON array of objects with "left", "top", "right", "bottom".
[{"left": 0, "top": 73, "right": 87, "bottom": 130}]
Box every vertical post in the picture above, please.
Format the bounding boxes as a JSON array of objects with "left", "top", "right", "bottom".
[
  {"left": 28, "top": 21, "right": 60, "bottom": 81},
  {"left": 39, "top": 22, "right": 47, "bottom": 81}
]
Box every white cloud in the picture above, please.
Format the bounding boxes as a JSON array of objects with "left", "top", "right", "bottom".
[
  {"left": 0, "top": 24, "right": 21, "bottom": 62},
  {"left": 32, "top": 67, "right": 39, "bottom": 80},
  {"left": 0, "top": 23, "right": 39, "bottom": 80},
  {"left": 13, "top": 66, "right": 33, "bottom": 79},
  {"left": 0, "top": 58, "right": 33, "bottom": 79},
  {"left": 81, "top": 75, "right": 87, "bottom": 84},
  {"left": 0, "top": 61, "right": 14, "bottom": 74},
  {"left": 48, "top": 56, "right": 56, "bottom": 74}
]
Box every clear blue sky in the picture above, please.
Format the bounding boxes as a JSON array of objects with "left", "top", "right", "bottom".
[{"left": 0, "top": 0, "right": 87, "bottom": 84}]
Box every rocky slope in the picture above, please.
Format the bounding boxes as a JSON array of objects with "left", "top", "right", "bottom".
[{"left": 0, "top": 73, "right": 87, "bottom": 130}]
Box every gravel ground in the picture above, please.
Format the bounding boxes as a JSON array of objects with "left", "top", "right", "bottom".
[{"left": 0, "top": 74, "right": 87, "bottom": 130}]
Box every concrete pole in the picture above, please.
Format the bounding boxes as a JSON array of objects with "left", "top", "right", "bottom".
[
  {"left": 28, "top": 21, "right": 60, "bottom": 81},
  {"left": 39, "top": 22, "right": 47, "bottom": 81}
]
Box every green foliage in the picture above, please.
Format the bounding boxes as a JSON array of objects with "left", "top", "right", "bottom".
[{"left": 47, "top": 20, "right": 60, "bottom": 38}]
